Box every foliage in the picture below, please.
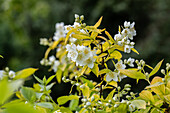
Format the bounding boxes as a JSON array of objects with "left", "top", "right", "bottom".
[{"left": 0, "top": 14, "right": 170, "bottom": 113}]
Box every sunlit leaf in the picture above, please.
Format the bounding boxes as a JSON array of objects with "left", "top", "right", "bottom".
[
  {"left": 91, "top": 63, "right": 99, "bottom": 77},
  {"left": 110, "top": 50, "right": 122, "bottom": 59},
  {"left": 57, "top": 95, "right": 79, "bottom": 105},
  {"left": 109, "top": 45, "right": 124, "bottom": 52},
  {"left": 15, "top": 68, "right": 38, "bottom": 79},
  {"left": 119, "top": 69, "right": 146, "bottom": 79},
  {"left": 80, "top": 77, "right": 94, "bottom": 89},
  {"left": 131, "top": 100, "right": 146, "bottom": 109},
  {"left": 56, "top": 69, "right": 62, "bottom": 84},
  {"left": 108, "top": 81, "right": 117, "bottom": 87},
  {"left": 94, "top": 53, "right": 107, "bottom": 59},
  {"left": 105, "top": 31, "right": 115, "bottom": 44},
  {"left": 139, "top": 90, "right": 155, "bottom": 103},
  {"left": 60, "top": 107, "right": 73, "bottom": 113},
  {"left": 0, "top": 55, "right": 3, "bottom": 58},
  {"left": 65, "top": 28, "right": 77, "bottom": 44},
  {"left": 149, "top": 60, "right": 163, "bottom": 77},
  {"left": 99, "top": 69, "right": 111, "bottom": 75},
  {"left": 150, "top": 76, "right": 165, "bottom": 95},
  {"left": 80, "top": 83, "right": 90, "bottom": 98},
  {"left": 131, "top": 48, "right": 139, "bottom": 55},
  {"left": 72, "top": 34, "right": 91, "bottom": 40},
  {"left": 94, "top": 16, "right": 103, "bottom": 28},
  {"left": 105, "top": 89, "right": 116, "bottom": 101}
]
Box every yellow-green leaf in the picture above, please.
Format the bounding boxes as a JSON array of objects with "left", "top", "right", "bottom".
[
  {"left": 149, "top": 60, "right": 163, "bottom": 77},
  {"left": 105, "top": 31, "right": 115, "bottom": 44},
  {"left": 65, "top": 28, "right": 77, "bottom": 44},
  {"left": 56, "top": 69, "right": 62, "bottom": 84},
  {"left": 131, "top": 48, "right": 139, "bottom": 55},
  {"left": 94, "top": 53, "right": 107, "bottom": 59},
  {"left": 79, "top": 65, "right": 88, "bottom": 76},
  {"left": 57, "top": 95, "right": 79, "bottom": 105},
  {"left": 0, "top": 55, "right": 3, "bottom": 58},
  {"left": 105, "top": 89, "right": 116, "bottom": 101},
  {"left": 94, "top": 16, "right": 103, "bottom": 28},
  {"left": 72, "top": 34, "right": 91, "bottom": 40},
  {"left": 102, "top": 41, "right": 110, "bottom": 52},
  {"left": 15, "top": 68, "right": 38, "bottom": 79},
  {"left": 108, "top": 81, "right": 117, "bottom": 87},
  {"left": 80, "top": 83, "right": 90, "bottom": 98},
  {"left": 110, "top": 50, "right": 122, "bottom": 59},
  {"left": 91, "top": 63, "right": 99, "bottom": 77},
  {"left": 110, "top": 45, "right": 124, "bottom": 51},
  {"left": 119, "top": 69, "right": 146, "bottom": 79},
  {"left": 150, "top": 76, "right": 165, "bottom": 95},
  {"left": 131, "top": 100, "right": 146, "bottom": 109},
  {"left": 99, "top": 69, "right": 111, "bottom": 75},
  {"left": 139, "top": 90, "right": 155, "bottom": 103}
]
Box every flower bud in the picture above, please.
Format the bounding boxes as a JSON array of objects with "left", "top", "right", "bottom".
[
  {"left": 86, "top": 102, "right": 91, "bottom": 106},
  {"left": 114, "top": 104, "right": 119, "bottom": 108},
  {"left": 161, "top": 69, "right": 165, "bottom": 74},
  {"left": 125, "top": 84, "right": 131, "bottom": 88},
  {"left": 80, "top": 15, "right": 84, "bottom": 20}
]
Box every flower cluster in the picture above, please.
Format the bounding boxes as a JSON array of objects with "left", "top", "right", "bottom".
[
  {"left": 40, "top": 55, "right": 60, "bottom": 72},
  {"left": 106, "top": 58, "right": 135, "bottom": 82},
  {"left": 66, "top": 43, "right": 96, "bottom": 69},
  {"left": 0, "top": 67, "right": 16, "bottom": 79},
  {"left": 114, "top": 21, "right": 136, "bottom": 53}
]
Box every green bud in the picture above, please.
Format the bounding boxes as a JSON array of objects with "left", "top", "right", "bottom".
[{"left": 80, "top": 15, "right": 84, "bottom": 20}]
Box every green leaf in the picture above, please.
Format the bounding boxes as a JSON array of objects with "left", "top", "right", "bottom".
[
  {"left": 20, "top": 87, "right": 36, "bottom": 102},
  {"left": 34, "top": 75, "right": 43, "bottom": 84},
  {"left": 46, "top": 82, "right": 55, "bottom": 90},
  {"left": 119, "top": 69, "right": 146, "bottom": 79},
  {"left": 116, "top": 103, "right": 127, "bottom": 113},
  {"left": 110, "top": 45, "right": 124, "bottom": 51},
  {"left": 96, "top": 110, "right": 107, "bottom": 113},
  {"left": 145, "top": 82, "right": 164, "bottom": 89},
  {"left": 15, "top": 68, "right": 38, "bottom": 79},
  {"left": 60, "top": 107, "right": 73, "bottom": 113},
  {"left": 108, "top": 81, "right": 117, "bottom": 87},
  {"left": 149, "top": 59, "right": 163, "bottom": 77},
  {"left": 80, "top": 77, "right": 94, "bottom": 89},
  {"left": 57, "top": 95, "right": 79, "bottom": 105},
  {"left": 94, "top": 53, "right": 107, "bottom": 59},
  {"left": 56, "top": 69, "right": 62, "bottom": 84},
  {"left": 79, "top": 65, "right": 88, "bottom": 76},
  {"left": 46, "top": 75, "right": 56, "bottom": 85},
  {"left": 105, "top": 89, "right": 116, "bottom": 101},
  {"left": 36, "top": 102, "right": 53, "bottom": 109},
  {"left": 131, "top": 100, "right": 146, "bottom": 109},
  {"left": 0, "top": 79, "right": 13, "bottom": 105},
  {"left": 35, "top": 93, "right": 44, "bottom": 100},
  {"left": 4, "top": 102, "right": 39, "bottom": 113},
  {"left": 80, "top": 83, "right": 90, "bottom": 98},
  {"left": 69, "top": 99, "right": 79, "bottom": 111}
]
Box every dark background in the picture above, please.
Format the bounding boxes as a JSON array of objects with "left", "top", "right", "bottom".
[{"left": 0, "top": 0, "right": 170, "bottom": 100}]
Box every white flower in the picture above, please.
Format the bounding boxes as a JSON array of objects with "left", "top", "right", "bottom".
[
  {"left": 127, "top": 57, "right": 135, "bottom": 67},
  {"left": 106, "top": 71, "right": 118, "bottom": 82},
  {"left": 64, "top": 25, "right": 72, "bottom": 33},
  {"left": 69, "top": 38, "right": 77, "bottom": 43},
  {"left": 114, "top": 33, "right": 123, "bottom": 41},
  {"left": 8, "top": 70, "right": 15, "bottom": 78},
  {"left": 115, "top": 60, "right": 126, "bottom": 69},
  {"left": 86, "top": 102, "right": 91, "bottom": 106},
  {"left": 49, "top": 55, "right": 56, "bottom": 65},
  {"left": 124, "top": 21, "right": 130, "bottom": 28},
  {"left": 124, "top": 45, "right": 133, "bottom": 53},
  {"left": 55, "top": 22, "right": 64, "bottom": 31},
  {"left": 121, "top": 28, "right": 129, "bottom": 37},
  {"left": 130, "top": 22, "right": 135, "bottom": 29},
  {"left": 66, "top": 44, "right": 78, "bottom": 62},
  {"left": 76, "top": 52, "right": 85, "bottom": 66},
  {"left": 73, "top": 22, "right": 80, "bottom": 28},
  {"left": 83, "top": 56, "right": 95, "bottom": 69},
  {"left": 75, "top": 14, "right": 79, "bottom": 19},
  {"left": 117, "top": 41, "right": 123, "bottom": 46},
  {"left": 40, "top": 38, "right": 48, "bottom": 46},
  {"left": 128, "top": 104, "right": 135, "bottom": 111},
  {"left": 52, "top": 60, "right": 60, "bottom": 72},
  {"left": 53, "top": 110, "right": 62, "bottom": 113}
]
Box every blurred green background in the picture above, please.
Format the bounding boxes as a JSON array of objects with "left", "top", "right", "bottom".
[{"left": 0, "top": 0, "right": 170, "bottom": 100}]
